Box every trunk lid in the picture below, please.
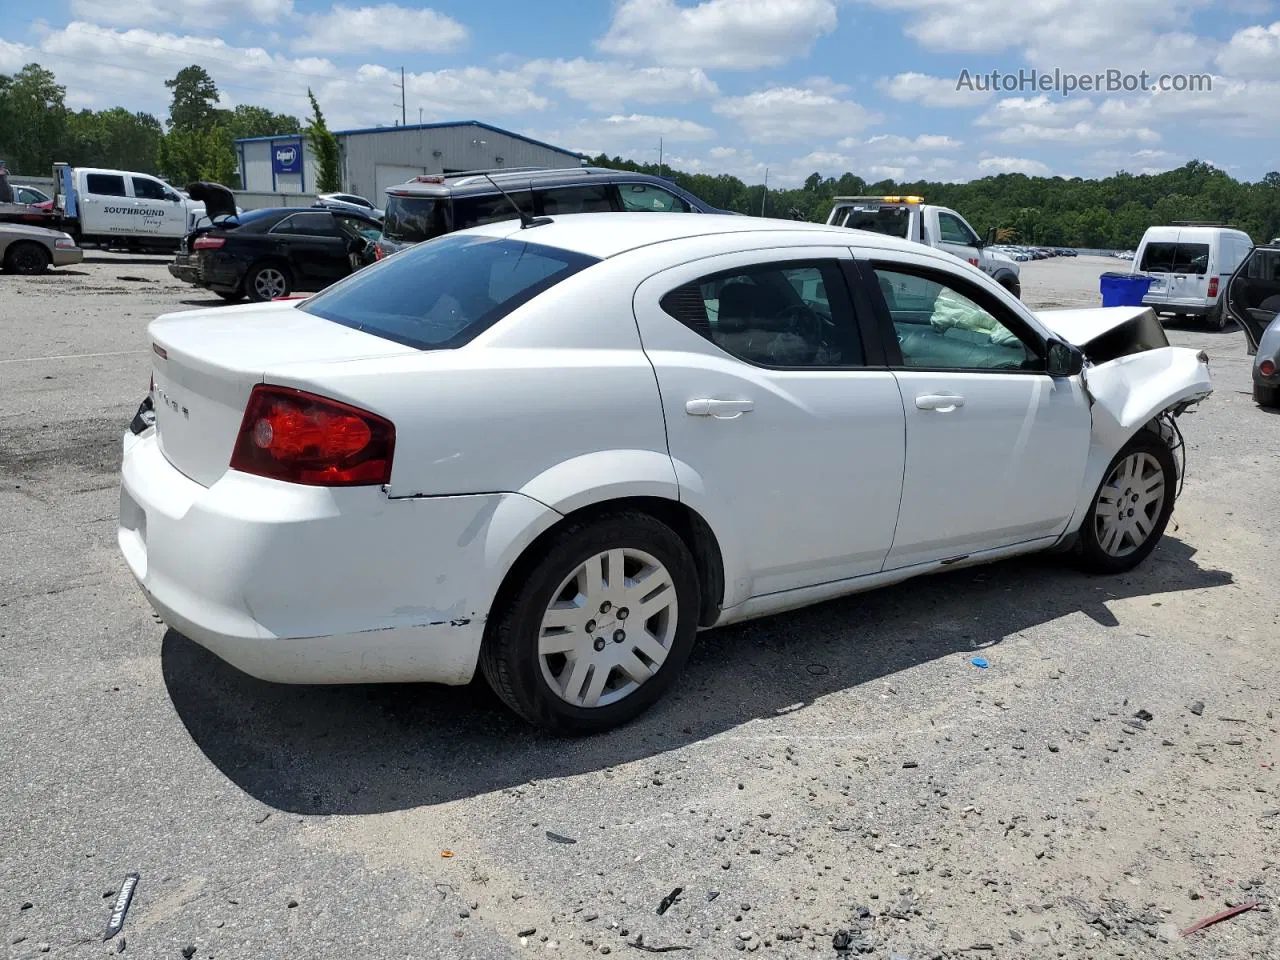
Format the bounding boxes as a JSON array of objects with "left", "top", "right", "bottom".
[
  {"left": 148, "top": 300, "right": 417, "bottom": 487},
  {"left": 184, "top": 181, "right": 238, "bottom": 220}
]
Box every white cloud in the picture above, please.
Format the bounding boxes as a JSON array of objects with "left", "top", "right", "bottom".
[
  {"left": 69, "top": 0, "right": 293, "bottom": 28},
  {"left": 1215, "top": 21, "right": 1280, "bottom": 77},
  {"left": 989, "top": 121, "right": 1161, "bottom": 145},
  {"left": 877, "top": 72, "right": 992, "bottom": 108},
  {"left": 522, "top": 59, "right": 718, "bottom": 110},
  {"left": 1096, "top": 76, "right": 1280, "bottom": 137},
  {"left": 977, "top": 155, "right": 1052, "bottom": 176},
  {"left": 713, "top": 84, "right": 879, "bottom": 142},
  {"left": 294, "top": 4, "right": 468, "bottom": 54},
  {"left": 974, "top": 94, "right": 1160, "bottom": 147},
  {"left": 841, "top": 133, "right": 962, "bottom": 150},
  {"left": 537, "top": 113, "right": 717, "bottom": 157},
  {"left": 598, "top": 0, "right": 838, "bottom": 69},
  {"left": 0, "top": 38, "right": 25, "bottom": 72}
]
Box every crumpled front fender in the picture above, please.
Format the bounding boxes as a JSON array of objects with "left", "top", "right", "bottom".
[{"left": 1063, "top": 346, "right": 1212, "bottom": 534}]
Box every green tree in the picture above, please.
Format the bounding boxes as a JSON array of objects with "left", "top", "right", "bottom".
[
  {"left": 305, "top": 88, "right": 340, "bottom": 192},
  {"left": 165, "top": 65, "right": 220, "bottom": 130},
  {"left": 63, "top": 108, "right": 163, "bottom": 172},
  {"left": 0, "top": 64, "right": 67, "bottom": 175},
  {"left": 224, "top": 104, "right": 300, "bottom": 141},
  {"left": 157, "top": 123, "right": 237, "bottom": 186}
]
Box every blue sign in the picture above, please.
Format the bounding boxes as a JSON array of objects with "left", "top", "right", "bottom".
[{"left": 272, "top": 141, "right": 302, "bottom": 174}]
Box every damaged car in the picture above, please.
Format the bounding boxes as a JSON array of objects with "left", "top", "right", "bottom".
[
  {"left": 1224, "top": 241, "right": 1280, "bottom": 408},
  {"left": 118, "top": 214, "right": 1212, "bottom": 733}
]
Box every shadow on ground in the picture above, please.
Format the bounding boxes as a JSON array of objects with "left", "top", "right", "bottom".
[{"left": 163, "top": 536, "right": 1231, "bottom": 815}]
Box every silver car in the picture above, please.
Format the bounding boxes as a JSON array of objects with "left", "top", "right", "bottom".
[
  {"left": 0, "top": 222, "right": 83, "bottom": 274},
  {"left": 314, "top": 192, "right": 384, "bottom": 220},
  {"left": 1225, "top": 242, "right": 1280, "bottom": 407}
]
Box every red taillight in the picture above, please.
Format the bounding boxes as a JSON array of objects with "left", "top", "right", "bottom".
[
  {"left": 373, "top": 244, "right": 385, "bottom": 261},
  {"left": 229, "top": 385, "right": 395, "bottom": 486},
  {"left": 1261, "top": 359, "right": 1277, "bottom": 377},
  {"left": 1207, "top": 277, "right": 1218, "bottom": 298},
  {"left": 193, "top": 235, "right": 225, "bottom": 250}
]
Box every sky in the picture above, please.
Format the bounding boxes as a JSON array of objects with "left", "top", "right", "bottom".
[{"left": 1, "top": 0, "right": 1278, "bottom": 187}]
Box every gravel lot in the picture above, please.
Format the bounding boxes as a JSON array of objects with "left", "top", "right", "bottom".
[{"left": 1, "top": 252, "right": 1276, "bottom": 960}]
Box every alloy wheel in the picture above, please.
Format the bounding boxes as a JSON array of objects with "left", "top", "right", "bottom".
[
  {"left": 253, "top": 267, "right": 287, "bottom": 299},
  {"left": 1093, "top": 451, "right": 1167, "bottom": 558},
  {"left": 537, "top": 548, "right": 679, "bottom": 709}
]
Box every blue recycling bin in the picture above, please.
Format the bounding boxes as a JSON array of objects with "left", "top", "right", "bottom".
[{"left": 1099, "top": 272, "right": 1154, "bottom": 307}]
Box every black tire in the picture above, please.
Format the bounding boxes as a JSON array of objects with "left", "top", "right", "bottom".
[
  {"left": 1255, "top": 382, "right": 1280, "bottom": 408},
  {"left": 1073, "top": 430, "right": 1177, "bottom": 574},
  {"left": 244, "top": 262, "right": 292, "bottom": 302},
  {"left": 480, "top": 511, "right": 701, "bottom": 734},
  {"left": 998, "top": 276, "right": 1021, "bottom": 299},
  {"left": 4, "top": 241, "right": 51, "bottom": 275},
  {"left": 215, "top": 288, "right": 244, "bottom": 303},
  {"left": 1208, "top": 298, "right": 1228, "bottom": 331}
]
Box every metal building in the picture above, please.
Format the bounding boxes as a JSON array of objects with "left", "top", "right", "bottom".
[{"left": 235, "top": 121, "right": 584, "bottom": 201}]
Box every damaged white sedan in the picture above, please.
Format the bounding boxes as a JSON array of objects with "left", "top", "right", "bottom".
[{"left": 118, "top": 214, "right": 1212, "bottom": 733}]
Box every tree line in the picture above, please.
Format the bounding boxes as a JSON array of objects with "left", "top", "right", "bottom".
[
  {"left": 0, "top": 63, "right": 340, "bottom": 191},
  {"left": 4, "top": 61, "right": 1279, "bottom": 247}
]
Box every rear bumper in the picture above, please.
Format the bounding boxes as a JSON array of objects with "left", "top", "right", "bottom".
[
  {"left": 118, "top": 429, "right": 554, "bottom": 685},
  {"left": 168, "top": 256, "right": 201, "bottom": 285},
  {"left": 1142, "top": 296, "right": 1210, "bottom": 315}
]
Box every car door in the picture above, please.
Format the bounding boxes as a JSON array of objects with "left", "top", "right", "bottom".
[
  {"left": 633, "top": 247, "right": 906, "bottom": 600},
  {"left": 268, "top": 212, "right": 349, "bottom": 288},
  {"left": 935, "top": 211, "right": 983, "bottom": 270},
  {"left": 80, "top": 172, "right": 130, "bottom": 236},
  {"left": 863, "top": 255, "right": 1092, "bottom": 569},
  {"left": 1226, "top": 245, "right": 1280, "bottom": 354},
  {"left": 128, "top": 175, "right": 186, "bottom": 238}
]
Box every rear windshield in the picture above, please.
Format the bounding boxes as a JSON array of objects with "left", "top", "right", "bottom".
[
  {"left": 1140, "top": 241, "right": 1210, "bottom": 275},
  {"left": 382, "top": 195, "right": 452, "bottom": 243},
  {"left": 836, "top": 205, "right": 911, "bottom": 239},
  {"left": 299, "top": 233, "right": 599, "bottom": 349}
]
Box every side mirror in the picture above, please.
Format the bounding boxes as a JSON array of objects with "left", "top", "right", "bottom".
[
  {"left": 1046, "top": 339, "right": 1084, "bottom": 377},
  {"left": 985, "top": 226, "right": 997, "bottom": 246}
]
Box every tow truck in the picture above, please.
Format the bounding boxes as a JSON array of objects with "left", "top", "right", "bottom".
[{"left": 826, "top": 195, "right": 1022, "bottom": 298}]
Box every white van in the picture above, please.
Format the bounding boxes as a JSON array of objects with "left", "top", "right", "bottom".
[
  {"left": 1132, "top": 225, "right": 1254, "bottom": 329},
  {"left": 52, "top": 164, "right": 209, "bottom": 249}
]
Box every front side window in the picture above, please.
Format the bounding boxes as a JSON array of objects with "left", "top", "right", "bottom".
[
  {"left": 85, "top": 174, "right": 126, "bottom": 196},
  {"left": 873, "top": 267, "right": 1040, "bottom": 371},
  {"left": 537, "top": 185, "right": 614, "bottom": 215},
  {"left": 131, "top": 177, "right": 169, "bottom": 201},
  {"left": 619, "top": 183, "right": 690, "bottom": 212},
  {"left": 937, "top": 213, "right": 978, "bottom": 246},
  {"left": 299, "top": 234, "right": 599, "bottom": 350},
  {"left": 336, "top": 215, "right": 382, "bottom": 243},
  {"left": 453, "top": 191, "right": 534, "bottom": 229},
  {"left": 660, "top": 261, "right": 863, "bottom": 367}
]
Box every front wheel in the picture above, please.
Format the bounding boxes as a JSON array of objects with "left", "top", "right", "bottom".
[
  {"left": 245, "top": 262, "right": 291, "bottom": 302},
  {"left": 1074, "top": 431, "right": 1177, "bottom": 574},
  {"left": 215, "top": 288, "right": 244, "bottom": 303},
  {"left": 3, "top": 241, "right": 51, "bottom": 275},
  {"left": 480, "top": 512, "right": 700, "bottom": 734},
  {"left": 998, "top": 276, "right": 1021, "bottom": 300}
]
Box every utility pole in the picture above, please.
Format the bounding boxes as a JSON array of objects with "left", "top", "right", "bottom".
[
  {"left": 658, "top": 137, "right": 663, "bottom": 178},
  {"left": 394, "top": 66, "right": 406, "bottom": 127},
  {"left": 761, "top": 168, "right": 768, "bottom": 216}
]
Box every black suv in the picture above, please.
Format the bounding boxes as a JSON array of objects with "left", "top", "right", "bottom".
[{"left": 374, "top": 166, "right": 732, "bottom": 258}]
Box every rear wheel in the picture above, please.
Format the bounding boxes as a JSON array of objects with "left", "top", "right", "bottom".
[
  {"left": 1074, "top": 431, "right": 1177, "bottom": 574},
  {"left": 245, "top": 262, "right": 291, "bottom": 302},
  {"left": 480, "top": 512, "right": 700, "bottom": 734},
  {"left": 1255, "top": 382, "right": 1280, "bottom": 408},
  {"left": 3, "top": 241, "right": 51, "bottom": 275},
  {"left": 1208, "top": 298, "right": 1228, "bottom": 330}
]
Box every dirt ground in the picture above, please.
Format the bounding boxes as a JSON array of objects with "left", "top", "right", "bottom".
[{"left": 0, "top": 252, "right": 1276, "bottom": 960}]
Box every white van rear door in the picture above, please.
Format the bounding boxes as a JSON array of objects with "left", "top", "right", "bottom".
[{"left": 1167, "top": 232, "right": 1210, "bottom": 304}]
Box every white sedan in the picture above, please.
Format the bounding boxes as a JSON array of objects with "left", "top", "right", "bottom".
[{"left": 118, "top": 213, "right": 1212, "bottom": 732}]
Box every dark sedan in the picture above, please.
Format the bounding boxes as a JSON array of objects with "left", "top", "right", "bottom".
[{"left": 169, "top": 207, "right": 383, "bottom": 302}]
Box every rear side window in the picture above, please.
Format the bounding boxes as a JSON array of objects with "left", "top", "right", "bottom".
[
  {"left": 454, "top": 191, "right": 534, "bottom": 229},
  {"left": 272, "top": 213, "right": 338, "bottom": 237},
  {"left": 86, "top": 174, "right": 126, "bottom": 196},
  {"left": 537, "top": 185, "right": 614, "bottom": 215},
  {"left": 1141, "top": 241, "right": 1210, "bottom": 275},
  {"left": 299, "top": 234, "right": 599, "bottom": 350},
  {"left": 382, "top": 195, "right": 451, "bottom": 242}
]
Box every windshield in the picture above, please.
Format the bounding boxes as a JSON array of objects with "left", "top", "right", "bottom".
[
  {"left": 382, "top": 195, "right": 452, "bottom": 243},
  {"left": 299, "top": 233, "right": 599, "bottom": 349},
  {"left": 1140, "top": 241, "right": 1211, "bottom": 275},
  {"left": 837, "top": 205, "right": 912, "bottom": 239}
]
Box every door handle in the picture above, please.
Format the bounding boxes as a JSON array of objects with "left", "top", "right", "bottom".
[
  {"left": 915, "top": 393, "right": 965, "bottom": 412},
  {"left": 686, "top": 398, "right": 754, "bottom": 418}
]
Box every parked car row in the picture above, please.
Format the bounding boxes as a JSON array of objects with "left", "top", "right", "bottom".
[{"left": 988, "top": 244, "right": 1078, "bottom": 262}]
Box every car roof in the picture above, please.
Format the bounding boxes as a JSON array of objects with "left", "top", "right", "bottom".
[
  {"left": 455, "top": 212, "right": 928, "bottom": 260},
  {"left": 1140, "top": 226, "right": 1248, "bottom": 241},
  {"left": 385, "top": 166, "right": 689, "bottom": 199}
]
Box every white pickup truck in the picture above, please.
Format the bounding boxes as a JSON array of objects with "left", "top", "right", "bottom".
[
  {"left": 826, "top": 195, "right": 1022, "bottom": 298},
  {"left": 52, "top": 163, "right": 212, "bottom": 250}
]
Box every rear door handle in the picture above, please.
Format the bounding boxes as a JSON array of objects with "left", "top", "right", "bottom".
[
  {"left": 686, "top": 398, "right": 754, "bottom": 418},
  {"left": 915, "top": 394, "right": 965, "bottom": 412}
]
